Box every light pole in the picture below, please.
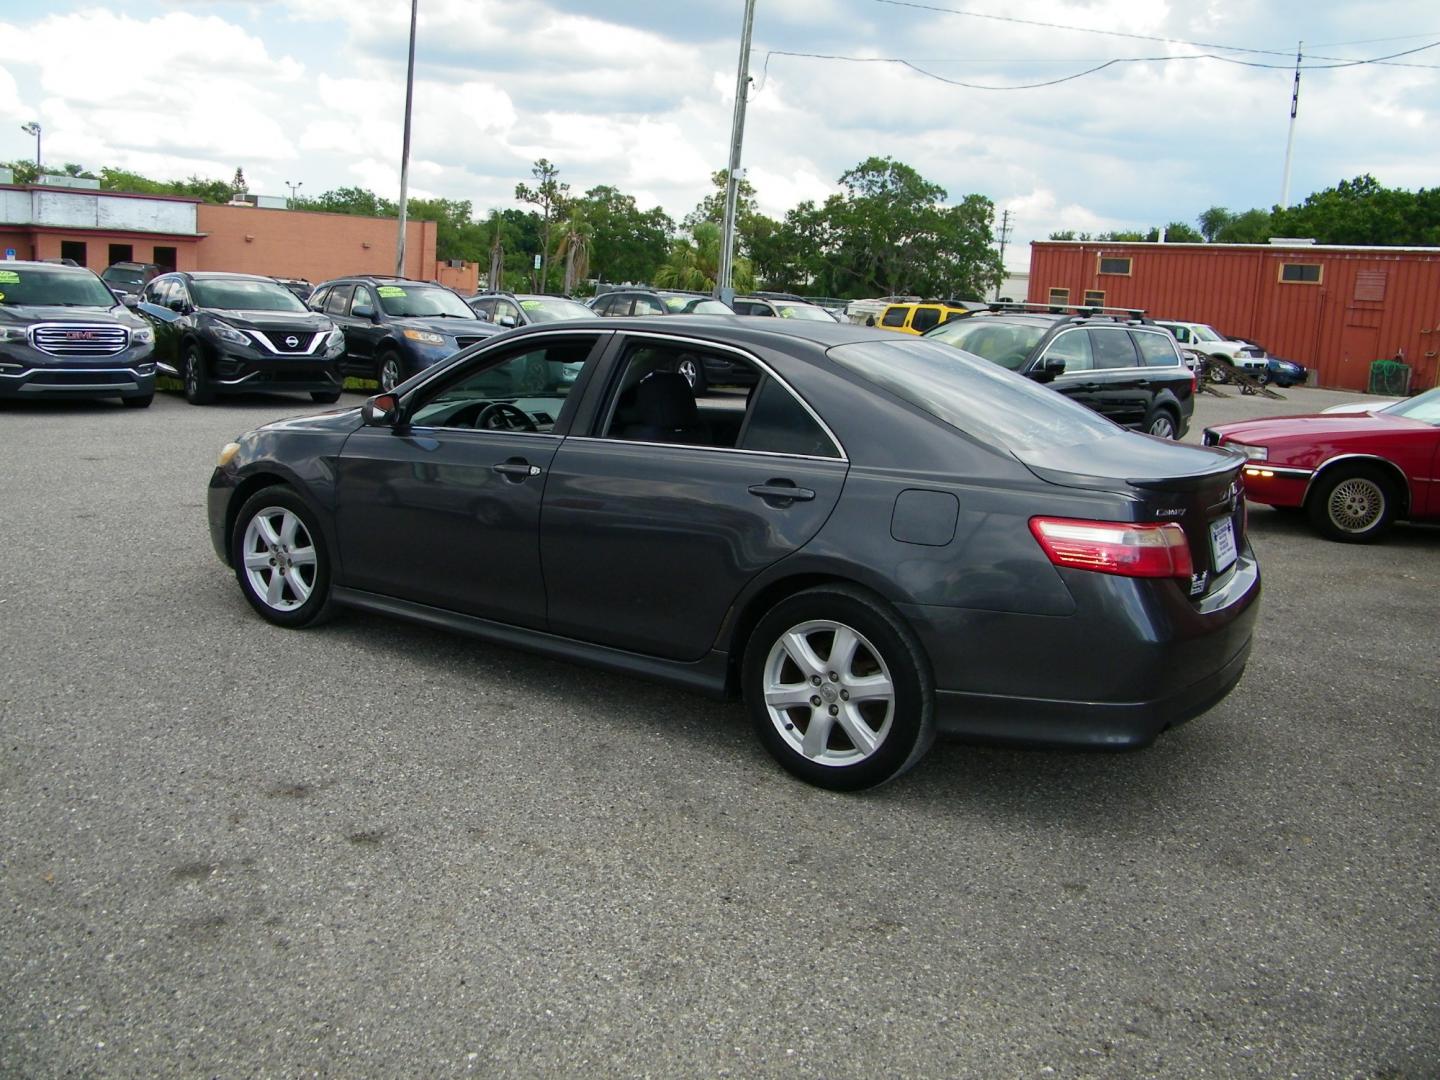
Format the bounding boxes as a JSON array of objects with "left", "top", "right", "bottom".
[
  {"left": 395, "top": 0, "right": 418, "bottom": 276},
  {"left": 716, "top": 0, "right": 757, "bottom": 304},
  {"left": 284, "top": 180, "right": 303, "bottom": 207},
  {"left": 20, "top": 122, "right": 41, "bottom": 172}
]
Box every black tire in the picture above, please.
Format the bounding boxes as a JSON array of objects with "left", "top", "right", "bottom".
[
  {"left": 377, "top": 349, "right": 404, "bottom": 393},
  {"left": 1143, "top": 406, "right": 1179, "bottom": 439},
  {"left": 121, "top": 393, "right": 154, "bottom": 409},
  {"left": 1306, "top": 464, "right": 1397, "bottom": 544},
  {"left": 742, "top": 585, "right": 935, "bottom": 791},
  {"left": 310, "top": 390, "right": 342, "bottom": 404},
  {"left": 182, "top": 342, "right": 216, "bottom": 405},
  {"left": 676, "top": 355, "right": 708, "bottom": 396},
  {"left": 230, "top": 487, "right": 334, "bottom": 627}
]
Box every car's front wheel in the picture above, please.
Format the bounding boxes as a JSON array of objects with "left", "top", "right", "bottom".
[
  {"left": 1306, "top": 465, "right": 1396, "bottom": 543},
  {"left": 377, "top": 349, "right": 404, "bottom": 393},
  {"left": 182, "top": 343, "right": 216, "bottom": 405},
  {"left": 743, "top": 585, "right": 934, "bottom": 790},
  {"left": 231, "top": 487, "right": 333, "bottom": 627}
]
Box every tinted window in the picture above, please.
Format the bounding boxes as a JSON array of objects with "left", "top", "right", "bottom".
[
  {"left": 911, "top": 307, "right": 942, "bottom": 332},
  {"left": 1281, "top": 263, "right": 1321, "bottom": 283},
  {"left": 324, "top": 285, "right": 354, "bottom": 316},
  {"left": 308, "top": 285, "right": 331, "bottom": 311},
  {"left": 191, "top": 278, "right": 308, "bottom": 312},
  {"left": 0, "top": 266, "right": 117, "bottom": 308},
  {"left": 1087, "top": 328, "right": 1139, "bottom": 369},
  {"left": 926, "top": 318, "right": 1047, "bottom": 371},
  {"left": 880, "top": 306, "right": 909, "bottom": 328},
  {"left": 601, "top": 344, "right": 756, "bottom": 449},
  {"left": 1133, "top": 330, "right": 1181, "bottom": 367},
  {"left": 409, "top": 338, "right": 597, "bottom": 431},
  {"left": 829, "top": 338, "right": 1117, "bottom": 453},
  {"left": 1042, "top": 328, "right": 1093, "bottom": 372},
  {"left": 740, "top": 378, "right": 840, "bottom": 458},
  {"left": 594, "top": 294, "right": 626, "bottom": 316},
  {"left": 632, "top": 296, "right": 665, "bottom": 316},
  {"left": 470, "top": 297, "right": 496, "bottom": 318}
]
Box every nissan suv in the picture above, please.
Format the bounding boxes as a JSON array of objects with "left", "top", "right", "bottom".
[
  {"left": 925, "top": 306, "right": 1195, "bottom": 439},
  {"left": 137, "top": 271, "right": 346, "bottom": 405},
  {"left": 0, "top": 260, "right": 157, "bottom": 406},
  {"left": 309, "top": 276, "right": 502, "bottom": 391}
]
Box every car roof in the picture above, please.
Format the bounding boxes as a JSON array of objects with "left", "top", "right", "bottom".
[
  {"left": 3, "top": 259, "right": 96, "bottom": 275},
  {"left": 183, "top": 271, "right": 285, "bottom": 282},
  {"left": 506, "top": 313, "right": 885, "bottom": 350}
]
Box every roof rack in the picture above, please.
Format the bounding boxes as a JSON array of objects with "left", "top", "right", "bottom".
[{"left": 987, "top": 300, "right": 1149, "bottom": 321}]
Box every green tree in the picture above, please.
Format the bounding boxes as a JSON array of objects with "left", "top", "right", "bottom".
[
  {"left": 682, "top": 169, "right": 759, "bottom": 231},
  {"left": 577, "top": 185, "right": 673, "bottom": 285},
  {"left": 1197, "top": 207, "right": 1232, "bottom": 242},
  {"left": 1270, "top": 174, "right": 1440, "bottom": 245},
  {"left": 231, "top": 167, "right": 248, "bottom": 195},
  {"left": 553, "top": 204, "right": 593, "bottom": 294},
  {"left": 655, "top": 220, "right": 753, "bottom": 292},
  {"left": 515, "top": 159, "right": 569, "bottom": 291},
  {"left": 1161, "top": 221, "right": 1204, "bottom": 243}
]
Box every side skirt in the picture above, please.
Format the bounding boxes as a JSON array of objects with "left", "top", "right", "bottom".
[{"left": 331, "top": 586, "right": 733, "bottom": 698}]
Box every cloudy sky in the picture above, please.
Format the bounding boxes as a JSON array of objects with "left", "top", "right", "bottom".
[{"left": 1, "top": 1, "right": 1435, "bottom": 267}]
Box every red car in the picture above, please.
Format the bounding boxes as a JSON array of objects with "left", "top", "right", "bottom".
[{"left": 1203, "top": 388, "right": 1440, "bottom": 542}]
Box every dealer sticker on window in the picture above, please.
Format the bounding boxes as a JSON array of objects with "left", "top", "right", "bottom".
[{"left": 1210, "top": 516, "right": 1237, "bottom": 572}]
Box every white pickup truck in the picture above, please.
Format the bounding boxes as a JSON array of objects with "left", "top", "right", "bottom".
[{"left": 1155, "top": 321, "right": 1267, "bottom": 381}]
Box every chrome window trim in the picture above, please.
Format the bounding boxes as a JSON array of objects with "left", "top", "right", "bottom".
[{"left": 607, "top": 329, "right": 848, "bottom": 461}]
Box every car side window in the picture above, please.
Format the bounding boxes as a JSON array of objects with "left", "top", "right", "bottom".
[
  {"left": 1172, "top": 326, "right": 1191, "bottom": 343},
  {"left": 881, "top": 306, "right": 908, "bottom": 328},
  {"left": 407, "top": 336, "right": 600, "bottom": 433},
  {"left": 599, "top": 344, "right": 748, "bottom": 448},
  {"left": 595, "top": 294, "right": 625, "bottom": 316},
  {"left": 494, "top": 300, "right": 521, "bottom": 326},
  {"left": 325, "top": 285, "right": 354, "bottom": 316},
  {"left": 308, "top": 285, "right": 331, "bottom": 311},
  {"left": 1042, "top": 328, "right": 1093, "bottom": 372},
  {"left": 911, "top": 307, "right": 941, "bottom": 333},
  {"left": 471, "top": 297, "right": 496, "bottom": 319},
  {"left": 632, "top": 296, "right": 665, "bottom": 316},
  {"left": 738, "top": 378, "right": 841, "bottom": 458},
  {"left": 1087, "top": 328, "right": 1140, "bottom": 370},
  {"left": 1133, "top": 330, "right": 1182, "bottom": 367}
]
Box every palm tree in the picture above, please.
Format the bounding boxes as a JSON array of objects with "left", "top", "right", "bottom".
[
  {"left": 553, "top": 206, "right": 592, "bottom": 294},
  {"left": 655, "top": 221, "right": 755, "bottom": 291}
]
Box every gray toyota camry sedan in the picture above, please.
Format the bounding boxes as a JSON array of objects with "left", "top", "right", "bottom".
[{"left": 208, "top": 317, "right": 1260, "bottom": 790}]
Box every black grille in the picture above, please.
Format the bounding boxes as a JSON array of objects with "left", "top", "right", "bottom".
[
  {"left": 32, "top": 325, "right": 129, "bottom": 356},
  {"left": 454, "top": 336, "right": 487, "bottom": 350},
  {"left": 251, "top": 331, "right": 320, "bottom": 354},
  {"left": 30, "top": 369, "right": 132, "bottom": 386}
]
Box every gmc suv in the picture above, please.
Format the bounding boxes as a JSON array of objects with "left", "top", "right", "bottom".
[
  {"left": 925, "top": 305, "right": 1196, "bottom": 438},
  {"left": 0, "top": 260, "right": 157, "bottom": 407}
]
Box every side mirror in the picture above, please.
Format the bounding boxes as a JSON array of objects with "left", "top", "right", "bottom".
[
  {"left": 498, "top": 315, "right": 517, "bottom": 328},
  {"left": 1030, "top": 356, "right": 1066, "bottom": 383},
  {"left": 362, "top": 392, "right": 400, "bottom": 428},
  {"left": 167, "top": 297, "right": 186, "bottom": 313},
  {"left": 122, "top": 295, "right": 139, "bottom": 309},
  {"left": 353, "top": 303, "right": 376, "bottom": 320},
  {"left": 472, "top": 309, "right": 490, "bottom": 321}
]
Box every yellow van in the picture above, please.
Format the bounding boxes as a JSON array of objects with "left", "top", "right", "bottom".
[{"left": 872, "top": 300, "right": 980, "bottom": 335}]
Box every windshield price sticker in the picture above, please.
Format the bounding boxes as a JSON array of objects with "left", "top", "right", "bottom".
[
  {"left": 0, "top": 270, "right": 19, "bottom": 284},
  {"left": 1210, "top": 516, "right": 1237, "bottom": 572},
  {"left": 377, "top": 286, "right": 406, "bottom": 297},
  {"left": 520, "top": 299, "right": 542, "bottom": 310}
]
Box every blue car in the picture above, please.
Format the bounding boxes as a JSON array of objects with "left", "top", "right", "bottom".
[{"left": 1264, "top": 357, "right": 1307, "bottom": 387}]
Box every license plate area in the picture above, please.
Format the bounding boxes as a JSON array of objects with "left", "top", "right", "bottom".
[{"left": 1210, "top": 516, "right": 1237, "bottom": 572}]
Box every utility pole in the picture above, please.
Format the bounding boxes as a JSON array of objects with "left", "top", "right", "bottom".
[
  {"left": 1279, "top": 41, "right": 1302, "bottom": 210},
  {"left": 716, "top": 0, "right": 757, "bottom": 303},
  {"left": 994, "top": 208, "right": 1013, "bottom": 300},
  {"left": 395, "top": 0, "right": 419, "bottom": 276},
  {"left": 21, "top": 122, "right": 41, "bottom": 171},
  {"left": 284, "top": 180, "right": 302, "bottom": 208}
]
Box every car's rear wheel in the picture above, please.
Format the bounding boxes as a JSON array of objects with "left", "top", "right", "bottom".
[
  {"left": 743, "top": 585, "right": 934, "bottom": 791},
  {"left": 1144, "top": 406, "right": 1179, "bottom": 439},
  {"left": 1306, "top": 464, "right": 1396, "bottom": 543},
  {"left": 182, "top": 343, "right": 216, "bottom": 405},
  {"left": 231, "top": 487, "right": 333, "bottom": 627},
  {"left": 377, "top": 349, "right": 403, "bottom": 392}
]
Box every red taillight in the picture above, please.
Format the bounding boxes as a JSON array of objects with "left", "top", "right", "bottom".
[{"left": 1029, "top": 517, "right": 1194, "bottom": 579}]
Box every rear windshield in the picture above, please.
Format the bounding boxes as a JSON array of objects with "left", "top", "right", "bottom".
[
  {"left": 924, "top": 318, "right": 1047, "bottom": 370},
  {"left": 828, "top": 338, "right": 1117, "bottom": 452},
  {"left": 190, "top": 279, "right": 308, "bottom": 312},
  {"left": 0, "top": 266, "right": 118, "bottom": 308}
]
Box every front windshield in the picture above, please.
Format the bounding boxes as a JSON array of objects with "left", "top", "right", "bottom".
[
  {"left": 1382, "top": 387, "right": 1440, "bottom": 424},
  {"left": 0, "top": 266, "right": 118, "bottom": 308},
  {"left": 376, "top": 285, "right": 476, "bottom": 319},
  {"left": 829, "top": 339, "right": 1119, "bottom": 453},
  {"left": 924, "top": 318, "right": 1047, "bottom": 370},
  {"left": 190, "top": 278, "right": 308, "bottom": 312},
  {"left": 1191, "top": 325, "right": 1222, "bottom": 342},
  {"left": 519, "top": 297, "right": 597, "bottom": 322},
  {"left": 776, "top": 303, "right": 835, "bottom": 322}
]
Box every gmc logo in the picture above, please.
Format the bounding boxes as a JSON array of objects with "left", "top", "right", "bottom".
[{"left": 66, "top": 330, "right": 97, "bottom": 340}]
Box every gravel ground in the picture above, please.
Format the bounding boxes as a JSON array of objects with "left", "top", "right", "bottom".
[{"left": 0, "top": 382, "right": 1436, "bottom": 1078}]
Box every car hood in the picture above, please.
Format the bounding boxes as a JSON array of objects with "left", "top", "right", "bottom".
[
  {"left": 0, "top": 304, "right": 133, "bottom": 326},
  {"left": 1208, "top": 412, "right": 1428, "bottom": 443},
  {"left": 1017, "top": 430, "right": 1243, "bottom": 492},
  {"left": 394, "top": 315, "right": 497, "bottom": 337},
  {"left": 207, "top": 309, "right": 335, "bottom": 333}
]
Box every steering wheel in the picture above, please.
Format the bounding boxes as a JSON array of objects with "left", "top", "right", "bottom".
[{"left": 474, "top": 401, "right": 538, "bottom": 432}]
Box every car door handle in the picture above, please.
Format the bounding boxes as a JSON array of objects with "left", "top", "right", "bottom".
[
  {"left": 492, "top": 460, "right": 542, "bottom": 480},
  {"left": 749, "top": 482, "right": 815, "bottom": 504}
]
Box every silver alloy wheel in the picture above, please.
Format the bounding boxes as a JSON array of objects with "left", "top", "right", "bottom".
[
  {"left": 379, "top": 355, "right": 401, "bottom": 392},
  {"left": 184, "top": 351, "right": 200, "bottom": 397},
  {"left": 762, "top": 619, "right": 895, "bottom": 767},
  {"left": 677, "top": 358, "right": 699, "bottom": 387},
  {"left": 1326, "top": 476, "right": 1386, "bottom": 534},
  {"left": 241, "top": 506, "right": 319, "bottom": 612},
  {"left": 1147, "top": 413, "right": 1176, "bottom": 439}
]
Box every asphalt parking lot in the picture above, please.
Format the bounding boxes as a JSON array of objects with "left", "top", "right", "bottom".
[{"left": 1, "top": 382, "right": 1436, "bottom": 1078}]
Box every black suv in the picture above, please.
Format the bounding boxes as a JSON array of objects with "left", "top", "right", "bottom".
[
  {"left": 466, "top": 290, "right": 598, "bottom": 328},
  {"left": 101, "top": 261, "right": 168, "bottom": 299},
  {"left": 309, "top": 276, "right": 501, "bottom": 391},
  {"left": 0, "top": 260, "right": 157, "bottom": 407},
  {"left": 137, "top": 271, "right": 346, "bottom": 405},
  {"left": 924, "top": 305, "right": 1195, "bottom": 438}
]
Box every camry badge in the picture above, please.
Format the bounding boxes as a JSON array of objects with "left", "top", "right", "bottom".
[{"left": 285, "top": 335, "right": 299, "bottom": 348}]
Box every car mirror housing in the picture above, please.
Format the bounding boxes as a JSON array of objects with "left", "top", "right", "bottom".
[
  {"left": 362, "top": 392, "right": 400, "bottom": 428},
  {"left": 353, "top": 303, "right": 376, "bottom": 321},
  {"left": 1030, "top": 356, "right": 1066, "bottom": 383}
]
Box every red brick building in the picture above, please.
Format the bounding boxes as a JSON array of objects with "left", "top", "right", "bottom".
[
  {"left": 1028, "top": 240, "right": 1440, "bottom": 392},
  {"left": 0, "top": 178, "right": 477, "bottom": 293}
]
